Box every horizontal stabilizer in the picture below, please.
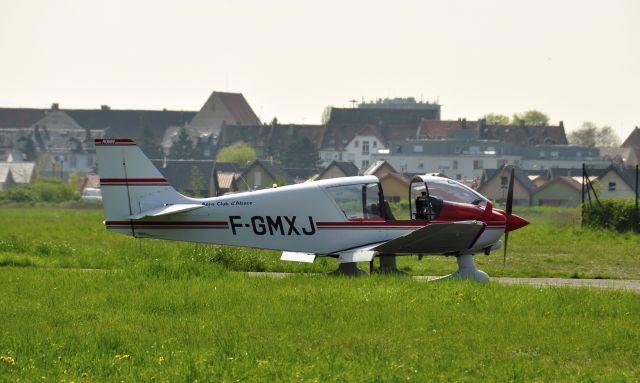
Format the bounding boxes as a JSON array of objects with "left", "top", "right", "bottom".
[
  {"left": 129, "top": 204, "right": 204, "bottom": 219},
  {"left": 373, "top": 221, "right": 485, "bottom": 255},
  {"left": 281, "top": 251, "right": 316, "bottom": 263}
]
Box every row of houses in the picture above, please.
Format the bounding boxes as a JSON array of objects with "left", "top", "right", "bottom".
[
  {"left": 137, "top": 154, "right": 637, "bottom": 208},
  {"left": 1, "top": 91, "right": 639, "bottom": 201}
]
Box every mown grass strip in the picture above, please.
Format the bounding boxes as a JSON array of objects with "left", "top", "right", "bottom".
[{"left": 0, "top": 267, "right": 639, "bottom": 381}]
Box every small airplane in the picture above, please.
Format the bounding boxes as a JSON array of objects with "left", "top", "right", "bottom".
[{"left": 94, "top": 138, "right": 528, "bottom": 281}]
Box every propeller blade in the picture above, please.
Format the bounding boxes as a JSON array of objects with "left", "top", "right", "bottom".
[
  {"left": 503, "top": 231, "right": 509, "bottom": 266},
  {"left": 506, "top": 167, "right": 515, "bottom": 216},
  {"left": 503, "top": 167, "right": 515, "bottom": 266}
]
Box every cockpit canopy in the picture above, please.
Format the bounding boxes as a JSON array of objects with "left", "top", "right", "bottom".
[{"left": 410, "top": 175, "right": 488, "bottom": 220}]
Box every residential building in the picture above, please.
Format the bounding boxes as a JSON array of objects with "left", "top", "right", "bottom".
[
  {"left": 531, "top": 177, "right": 582, "bottom": 207},
  {"left": 373, "top": 138, "right": 520, "bottom": 181},
  {"left": 162, "top": 91, "right": 259, "bottom": 156},
  {"left": 520, "top": 145, "right": 609, "bottom": 171},
  {"left": 621, "top": 126, "right": 640, "bottom": 148},
  {"left": 315, "top": 161, "right": 359, "bottom": 180},
  {"left": 363, "top": 160, "right": 409, "bottom": 202},
  {"left": 211, "top": 162, "right": 243, "bottom": 196},
  {"left": 233, "top": 160, "right": 291, "bottom": 192},
  {"left": 477, "top": 167, "right": 538, "bottom": 206},
  {"left": 0, "top": 166, "right": 15, "bottom": 190},
  {"left": 151, "top": 159, "right": 216, "bottom": 197},
  {"left": 595, "top": 165, "right": 638, "bottom": 200}
]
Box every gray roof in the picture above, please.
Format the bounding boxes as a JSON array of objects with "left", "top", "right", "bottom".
[
  {"left": 0, "top": 162, "right": 35, "bottom": 184},
  {"left": 479, "top": 167, "right": 538, "bottom": 194},
  {"left": 318, "top": 161, "right": 359, "bottom": 178},
  {"left": 150, "top": 159, "right": 215, "bottom": 194},
  {"left": 241, "top": 160, "right": 292, "bottom": 184}
]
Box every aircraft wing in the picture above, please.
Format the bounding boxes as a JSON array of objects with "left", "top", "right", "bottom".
[
  {"left": 372, "top": 220, "right": 486, "bottom": 255},
  {"left": 128, "top": 204, "right": 204, "bottom": 219}
]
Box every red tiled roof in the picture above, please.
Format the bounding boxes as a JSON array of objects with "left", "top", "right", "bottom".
[{"left": 417, "top": 120, "right": 480, "bottom": 139}]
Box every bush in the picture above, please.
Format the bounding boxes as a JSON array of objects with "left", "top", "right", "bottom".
[
  {"left": 0, "top": 178, "right": 79, "bottom": 205},
  {"left": 582, "top": 200, "right": 640, "bottom": 233}
]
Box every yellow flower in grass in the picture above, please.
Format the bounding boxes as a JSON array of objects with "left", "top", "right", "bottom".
[
  {"left": 0, "top": 355, "right": 16, "bottom": 367},
  {"left": 256, "top": 359, "right": 269, "bottom": 367},
  {"left": 114, "top": 354, "right": 130, "bottom": 361},
  {"left": 158, "top": 356, "right": 165, "bottom": 364}
]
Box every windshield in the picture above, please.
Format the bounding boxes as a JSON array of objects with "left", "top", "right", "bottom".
[{"left": 425, "top": 177, "right": 487, "bottom": 205}]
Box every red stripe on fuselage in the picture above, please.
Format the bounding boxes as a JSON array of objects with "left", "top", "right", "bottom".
[
  {"left": 95, "top": 138, "right": 136, "bottom": 146},
  {"left": 105, "top": 220, "right": 228, "bottom": 228}
]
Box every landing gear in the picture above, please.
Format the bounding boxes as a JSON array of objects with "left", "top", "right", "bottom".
[
  {"left": 446, "top": 253, "right": 489, "bottom": 282},
  {"left": 327, "top": 262, "right": 367, "bottom": 276},
  {"left": 376, "top": 255, "right": 407, "bottom": 275}
]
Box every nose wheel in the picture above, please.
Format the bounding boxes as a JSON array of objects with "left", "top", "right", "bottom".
[{"left": 448, "top": 253, "right": 489, "bottom": 282}]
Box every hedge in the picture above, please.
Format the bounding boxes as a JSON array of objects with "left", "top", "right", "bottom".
[{"left": 582, "top": 199, "right": 640, "bottom": 233}]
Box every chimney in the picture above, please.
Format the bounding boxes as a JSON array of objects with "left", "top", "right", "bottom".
[
  {"left": 559, "top": 121, "right": 564, "bottom": 128},
  {"left": 51, "top": 103, "right": 59, "bottom": 111},
  {"left": 101, "top": 105, "right": 111, "bottom": 111}
]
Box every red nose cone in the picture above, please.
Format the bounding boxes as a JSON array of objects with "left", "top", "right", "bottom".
[{"left": 506, "top": 214, "right": 529, "bottom": 232}]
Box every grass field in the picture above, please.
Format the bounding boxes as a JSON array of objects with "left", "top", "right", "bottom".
[
  {"left": 1, "top": 207, "right": 640, "bottom": 381},
  {"left": 1, "top": 207, "right": 639, "bottom": 279}
]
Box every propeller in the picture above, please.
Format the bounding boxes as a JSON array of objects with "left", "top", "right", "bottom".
[{"left": 503, "top": 167, "right": 515, "bottom": 266}]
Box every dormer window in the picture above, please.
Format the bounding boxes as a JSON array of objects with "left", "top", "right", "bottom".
[
  {"left": 354, "top": 140, "right": 359, "bottom": 148},
  {"left": 608, "top": 180, "right": 616, "bottom": 191}
]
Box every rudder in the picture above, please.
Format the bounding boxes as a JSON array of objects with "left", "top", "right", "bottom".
[{"left": 94, "top": 138, "right": 188, "bottom": 235}]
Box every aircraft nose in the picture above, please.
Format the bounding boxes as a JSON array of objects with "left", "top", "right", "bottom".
[{"left": 506, "top": 214, "right": 529, "bottom": 232}]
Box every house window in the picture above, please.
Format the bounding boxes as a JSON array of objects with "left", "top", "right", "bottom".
[
  {"left": 473, "top": 160, "right": 483, "bottom": 170},
  {"left": 551, "top": 151, "right": 559, "bottom": 159},
  {"left": 362, "top": 141, "right": 370, "bottom": 155},
  {"left": 373, "top": 141, "right": 377, "bottom": 148},
  {"left": 539, "top": 151, "right": 545, "bottom": 158},
  {"left": 254, "top": 171, "right": 262, "bottom": 188},
  {"left": 438, "top": 160, "right": 450, "bottom": 169},
  {"left": 396, "top": 145, "right": 402, "bottom": 153},
  {"left": 456, "top": 174, "right": 462, "bottom": 180},
  {"left": 418, "top": 162, "right": 424, "bottom": 169},
  {"left": 452, "top": 160, "right": 458, "bottom": 169},
  {"left": 413, "top": 145, "right": 423, "bottom": 153},
  {"left": 354, "top": 140, "right": 359, "bottom": 148},
  {"left": 608, "top": 180, "right": 616, "bottom": 191},
  {"left": 454, "top": 146, "right": 461, "bottom": 154},
  {"left": 501, "top": 176, "right": 508, "bottom": 190},
  {"left": 362, "top": 160, "right": 369, "bottom": 168}
]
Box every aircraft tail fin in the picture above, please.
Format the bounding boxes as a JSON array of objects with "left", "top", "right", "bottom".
[{"left": 94, "top": 138, "right": 191, "bottom": 236}]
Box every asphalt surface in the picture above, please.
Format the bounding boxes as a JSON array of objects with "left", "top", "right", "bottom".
[{"left": 246, "top": 272, "right": 640, "bottom": 292}]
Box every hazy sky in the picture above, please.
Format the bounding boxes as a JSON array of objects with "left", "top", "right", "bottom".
[{"left": 1, "top": 0, "right": 638, "bottom": 139}]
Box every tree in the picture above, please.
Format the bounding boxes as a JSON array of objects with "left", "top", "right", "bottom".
[
  {"left": 283, "top": 138, "right": 321, "bottom": 168},
  {"left": 22, "top": 136, "right": 37, "bottom": 161},
  {"left": 138, "top": 126, "right": 165, "bottom": 159},
  {"left": 483, "top": 113, "right": 510, "bottom": 125},
  {"left": 216, "top": 141, "right": 257, "bottom": 166},
  {"left": 189, "top": 166, "right": 204, "bottom": 198},
  {"left": 169, "top": 127, "right": 194, "bottom": 159},
  {"left": 511, "top": 110, "right": 549, "bottom": 126},
  {"left": 595, "top": 126, "right": 620, "bottom": 147},
  {"left": 568, "top": 122, "right": 620, "bottom": 147}
]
